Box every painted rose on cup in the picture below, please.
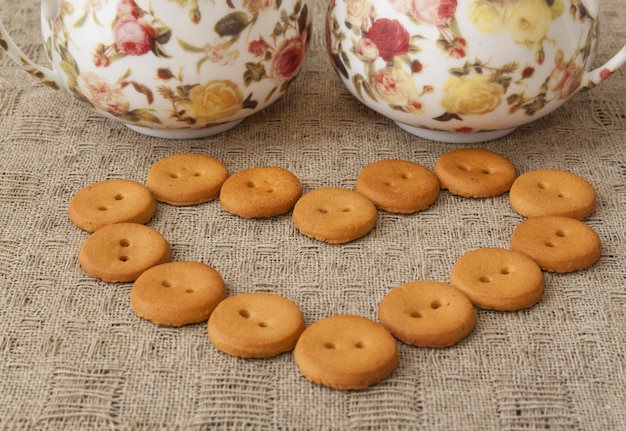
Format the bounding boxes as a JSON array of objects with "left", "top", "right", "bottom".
[
  {"left": 548, "top": 52, "right": 585, "bottom": 100},
  {"left": 271, "top": 34, "right": 309, "bottom": 83},
  {"left": 389, "top": 0, "right": 467, "bottom": 58},
  {"left": 370, "top": 67, "right": 416, "bottom": 103},
  {"left": 113, "top": 16, "right": 158, "bottom": 56},
  {"left": 184, "top": 80, "right": 244, "bottom": 124},
  {"left": 344, "top": 0, "right": 375, "bottom": 30},
  {"left": 468, "top": 0, "right": 565, "bottom": 63},
  {"left": 76, "top": 71, "right": 130, "bottom": 116},
  {"left": 367, "top": 18, "right": 411, "bottom": 62},
  {"left": 441, "top": 72, "right": 504, "bottom": 116},
  {"left": 325, "top": 0, "right": 626, "bottom": 142},
  {"left": 391, "top": 0, "right": 458, "bottom": 26}
]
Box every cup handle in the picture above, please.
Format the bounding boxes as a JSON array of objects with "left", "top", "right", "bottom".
[
  {"left": 580, "top": 44, "right": 626, "bottom": 90},
  {"left": 0, "top": 16, "right": 64, "bottom": 90}
]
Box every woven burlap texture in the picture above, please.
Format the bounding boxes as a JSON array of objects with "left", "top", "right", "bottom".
[{"left": 1, "top": 0, "right": 625, "bottom": 429}]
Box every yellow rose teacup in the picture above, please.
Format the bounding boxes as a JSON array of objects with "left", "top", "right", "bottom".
[
  {"left": 326, "top": 0, "right": 625, "bottom": 143},
  {"left": 0, "top": 0, "right": 312, "bottom": 139}
]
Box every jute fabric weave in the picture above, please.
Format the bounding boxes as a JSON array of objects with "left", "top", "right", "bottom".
[{"left": 0, "top": 0, "right": 625, "bottom": 429}]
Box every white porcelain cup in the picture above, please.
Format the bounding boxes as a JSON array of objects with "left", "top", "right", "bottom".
[
  {"left": 326, "top": 0, "right": 625, "bottom": 143},
  {"left": 0, "top": 0, "right": 312, "bottom": 139}
]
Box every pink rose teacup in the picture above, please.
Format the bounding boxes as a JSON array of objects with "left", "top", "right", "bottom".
[
  {"left": 0, "top": 0, "right": 312, "bottom": 139},
  {"left": 326, "top": 0, "right": 625, "bottom": 143}
]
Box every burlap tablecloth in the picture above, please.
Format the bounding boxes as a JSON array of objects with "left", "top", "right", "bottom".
[{"left": 1, "top": 0, "right": 625, "bottom": 429}]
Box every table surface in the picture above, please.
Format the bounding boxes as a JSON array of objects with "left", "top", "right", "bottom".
[{"left": 1, "top": 0, "right": 625, "bottom": 429}]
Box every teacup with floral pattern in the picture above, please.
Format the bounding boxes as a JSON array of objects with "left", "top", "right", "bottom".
[
  {"left": 326, "top": 0, "right": 625, "bottom": 143},
  {"left": 0, "top": 0, "right": 312, "bottom": 139}
]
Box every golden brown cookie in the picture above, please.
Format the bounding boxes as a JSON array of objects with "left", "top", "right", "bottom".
[
  {"left": 207, "top": 292, "right": 305, "bottom": 358},
  {"left": 378, "top": 280, "right": 476, "bottom": 348},
  {"left": 510, "top": 216, "right": 601, "bottom": 273},
  {"left": 434, "top": 148, "right": 517, "bottom": 198},
  {"left": 292, "top": 188, "right": 377, "bottom": 244},
  {"left": 146, "top": 153, "right": 229, "bottom": 206},
  {"left": 354, "top": 159, "right": 440, "bottom": 214},
  {"left": 68, "top": 179, "right": 157, "bottom": 232},
  {"left": 78, "top": 223, "right": 172, "bottom": 282},
  {"left": 131, "top": 261, "right": 226, "bottom": 327},
  {"left": 450, "top": 248, "right": 544, "bottom": 311},
  {"left": 508, "top": 169, "right": 596, "bottom": 219},
  {"left": 219, "top": 167, "right": 302, "bottom": 218},
  {"left": 293, "top": 314, "right": 399, "bottom": 390}
]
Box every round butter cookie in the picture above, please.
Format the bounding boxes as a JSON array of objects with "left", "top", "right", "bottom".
[
  {"left": 292, "top": 188, "right": 377, "bottom": 244},
  {"left": 78, "top": 223, "right": 172, "bottom": 282},
  {"left": 510, "top": 216, "right": 601, "bottom": 273},
  {"left": 378, "top": 281, "right": 476, "bottom": 348},
  {"left": 354, "top": 159, "right": 440, "bottom": 214},
  {"left": 207, "top": 292, "right": 305, "bottom": 358},
  {"left": 131, "top": 261, "right": 226, "bottom": 327},
  {"left": 434, "top": 148, "right": 517, "bottom": 198},
  {"left": 293, "top": 314, "right": 399, "bottom": 390},
  {"left": 146, "top": 153, "right": 228, "bottom": 206},
  {"left": 69, "top": 179, "right": 157, "bottom": 232},
  {"left": 450, "top": 248, "right": 544, "bottom": 311},
  {"left": 219, "top": 167, "right": 302, "bottom": 218},
  {"left": 508, "top": 169, "right": 596, "bottom": 219}
]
